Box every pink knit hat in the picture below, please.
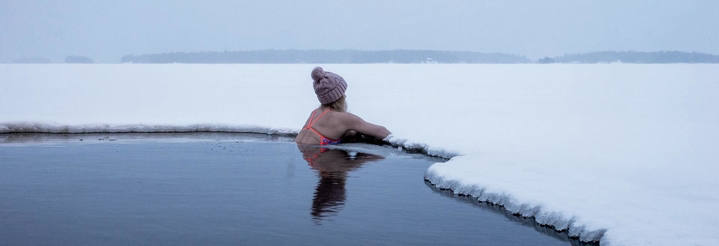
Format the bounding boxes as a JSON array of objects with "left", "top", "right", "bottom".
[{"left": 312, "top": 67, "right": 347, "bottom": 104}]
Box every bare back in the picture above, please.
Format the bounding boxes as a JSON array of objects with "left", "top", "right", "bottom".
[{"left": 295, "top": 107, "right": 390, "bottom": 145}]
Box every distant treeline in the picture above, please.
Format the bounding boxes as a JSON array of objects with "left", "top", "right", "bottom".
[
  {"left": 65, "top": 56, "right": 94, "bottom": 63},
  {"left": 9, "top": 50, "right": 719, "bottom": 64},
  {"left": 10, "top": 56, "right": 94, "bottom": 63},
  {"left": 538, "top": 51, "right": 719, "bottom": 63},
  {"left": 10, "top": 57, "right": 53, "bottom": 63},
  {"left": 121, "top": 50, "right": 530, "bottom": 64}
]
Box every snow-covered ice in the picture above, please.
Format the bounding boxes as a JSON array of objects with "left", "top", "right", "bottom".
[{"left": 2, "top": 64, "right": 718, "bottom": 245}]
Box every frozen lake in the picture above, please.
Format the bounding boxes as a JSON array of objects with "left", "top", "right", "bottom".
[
  {"left": 2, "top": 64, "right": 718, "bottom": 245},
  {"left": 0, "top": 133, "right": 583, "bottom": 245}
]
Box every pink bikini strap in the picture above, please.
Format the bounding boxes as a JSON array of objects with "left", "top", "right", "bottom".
[{"left": 305, "top": 108, "right": 330, "bottom": 129}]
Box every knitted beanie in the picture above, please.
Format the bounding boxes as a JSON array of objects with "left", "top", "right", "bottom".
[{"left": 312, "top": 67, "right": 347, "bottom": 104}]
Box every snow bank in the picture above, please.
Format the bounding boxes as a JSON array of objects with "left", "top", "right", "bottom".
[
  {"left": 0, "top": 122, "right": 295, "bottom": 135},
  {"left": 2, "top": 64, "right": 718, "bottom": 245}
]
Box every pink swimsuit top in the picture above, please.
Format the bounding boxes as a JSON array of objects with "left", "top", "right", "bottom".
[{"left": 303, "top": 108, "right": 341, "bottom": 145}]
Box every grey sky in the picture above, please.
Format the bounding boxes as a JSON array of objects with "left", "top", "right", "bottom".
[{"left": 1, "top": 0, "right": 718, "bottom": 62}]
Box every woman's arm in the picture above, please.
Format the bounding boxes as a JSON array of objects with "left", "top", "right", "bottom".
[{"left": 342, "top": 113, "right": 391, "bottom": 139}]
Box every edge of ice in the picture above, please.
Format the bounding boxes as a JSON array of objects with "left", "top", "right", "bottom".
[
  {"left": 1, "top": 121, "right": 602, "bottom": 243},
  {"left": 0, "top": 122, "right": 297, "bottom": 136},
  {"left": 0, "top": 122, "right": 459, "bottom": 158},
  {"left": 424, "top": 165, "right": 606, "bottom": 243}
]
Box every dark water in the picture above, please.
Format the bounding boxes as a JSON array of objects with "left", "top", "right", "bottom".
[{"left": 0, "top": 133, "right": 581, "bottom": 245}]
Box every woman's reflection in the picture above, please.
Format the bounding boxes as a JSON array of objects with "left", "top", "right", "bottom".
[{"left": 297, "top": 144, "right": 384, "bottom": 223}]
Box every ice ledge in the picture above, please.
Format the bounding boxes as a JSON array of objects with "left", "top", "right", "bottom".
[
  {"left": 425, "top": 163, "right": 606, "bottom": 244},
  {"left": 2, "top": 121, "right": 604, "bottom": 244},
  {"left": 0, "top": 122, "right": 460, "bottom": 159},
  {"left": 0, "top": 122, "right": 297, "bottom": 136},
  {"left": 383, "top": 135, "right": 458, "bottom": 159}
]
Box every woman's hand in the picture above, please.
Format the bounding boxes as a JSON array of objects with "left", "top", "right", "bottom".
[
  {"left": 343, "top": 130, "right": 358, "bottom": 137},
  {"left": 341, "top": 113, "right": 391, "bottom": 139}
]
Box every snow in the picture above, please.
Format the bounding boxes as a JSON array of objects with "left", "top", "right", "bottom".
[{"left": 2, "top": 64, "right": 718, "bottom": 245}]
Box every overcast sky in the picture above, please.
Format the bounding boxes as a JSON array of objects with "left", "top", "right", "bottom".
[{"left": 1, "top": 0, "right": 718, "bottom": 62}]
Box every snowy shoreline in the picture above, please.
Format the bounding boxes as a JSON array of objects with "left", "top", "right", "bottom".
[
  {"left": 425, "top": 169, "right": 605, "bottom": 243},
  {"left": 0, "top": 128, "right": 599, "bottom": 243},
  {"left": 2, "top": 64, "right": 718, "bottom": 246},
  {"left": 423, "top": 181, "right": 601, "bottom": 245},
  {"left": 0, "top": 128, "right": 609, "bottom": 244},
  {"left": 0, "top": 122, "right": 297, "bottom": 136},
  {"left": 4, "top": 128, "right": 593, "bottom": 243},
  {"left": 0, "top": 123, "right": 457, "bottom": 158}
]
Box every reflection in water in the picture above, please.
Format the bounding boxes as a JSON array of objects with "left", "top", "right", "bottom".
[{"left": 297, "top": 144, "right": 384, "bottom": 223}]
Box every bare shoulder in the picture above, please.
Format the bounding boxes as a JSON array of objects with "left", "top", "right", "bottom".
[
  {"left": 334, "top": 111, "right": 364, "bottom": 124},
  {"left": 332, "top": 111, "right": 390, "bottom": 139}
]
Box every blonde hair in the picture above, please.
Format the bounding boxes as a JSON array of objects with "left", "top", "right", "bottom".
[{"left": 323, "top": 95, "right": 346, "bottom": 112}]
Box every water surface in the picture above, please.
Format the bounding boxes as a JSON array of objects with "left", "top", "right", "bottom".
[{"left": 0, "top": 133, "right": 581, "bottom": 245}]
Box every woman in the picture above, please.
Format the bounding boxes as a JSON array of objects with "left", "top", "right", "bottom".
[{"left": 295, "top": 67, "right": 390, "bottom": 145}]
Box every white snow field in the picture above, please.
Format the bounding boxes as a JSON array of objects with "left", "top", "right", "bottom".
[{"left": 1, "top": 64, "right": 718, "bottom": 245}]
